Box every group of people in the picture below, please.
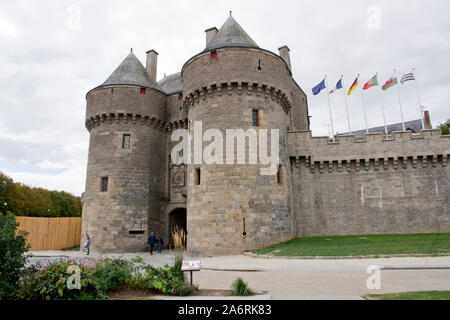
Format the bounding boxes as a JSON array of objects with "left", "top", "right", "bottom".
[
  {"left": 147, "top": 232, "right": 164, "bottom": 255},
  {"left": 82, "top": 232, "right": 164, "bottom": 255}
]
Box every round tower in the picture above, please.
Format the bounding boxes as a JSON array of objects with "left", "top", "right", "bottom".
[
  {"left": 82, "top": 50, "right": 166, "bottom": 253},
  {"left": 182, "top": 15, "right": 296, "bottom": 255}
]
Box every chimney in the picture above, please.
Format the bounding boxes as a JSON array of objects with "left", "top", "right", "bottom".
[
  {"left": 146, "top": 49, "right": 158, "bottom": 82},
  {"left": 278, "top": 45, "right": 291, "bottom": 71},
  {"left": 205, "top": 27, "right": 218, "bottom": 46},
  {"left": 424, "top": 110, "right": 432, "bottom": 129}
]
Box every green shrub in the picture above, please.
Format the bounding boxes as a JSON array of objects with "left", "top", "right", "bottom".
[
  {"left": 231, "top": 278, "right": 254, "bottom": 296},
  {"left": 16, "top": 260, "right": 97, "bottom": 300},
  {"left": 91, "top": 258, "right": 134, "bottom": 294},
  {"left": 439, "top": 119, "right": 450, "bottom": 135},
  {"left": 129, "top": 264, "right": 195, "bottom": 296},
  {"left": 15, "top": 256, "right": 196, "bottom": 300},
  {"left": 0, "top": 212, "right": 30, "bottom": 299}
]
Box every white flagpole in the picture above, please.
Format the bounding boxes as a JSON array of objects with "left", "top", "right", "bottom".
[
  {"left": 342, "top": 75, "right": 352, "bottom": 135},
  {"left": 376, "top": 73, "right": 388, "bottom": 136},
  {"left": 324, "top": 75, "right": 335, "bottom": 141},
  {"left": 412, "top": 68, "right": 425, "bottom": 130},
  {"left": 358, "top": 75, "right": 369, "bottom": 134},
  {"left": 394, "top": 69, "right": 406, "bottom": 131}
]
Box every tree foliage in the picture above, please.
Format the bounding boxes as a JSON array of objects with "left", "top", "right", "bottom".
[
  {"left": 0, "top": 212, "right": 30, "bottom": 299},
  {"left": 439, "top": 119, "right": 450, "bottom": 135},
  {"left": 0, "top": 172, "right": 81, "bottom": 217}
]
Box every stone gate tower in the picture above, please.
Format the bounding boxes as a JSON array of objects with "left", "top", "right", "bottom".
[{"left": 182, "top": 15, "right": 309, "bottom": 255}]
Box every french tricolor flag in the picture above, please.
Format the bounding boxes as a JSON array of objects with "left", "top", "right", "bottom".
[{"left": 329, "top": 79, "right": 343, "bottom": 94}]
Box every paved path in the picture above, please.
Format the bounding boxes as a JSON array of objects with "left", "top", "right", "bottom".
[{"left": 29, "top": 251, "right": 450, "bottom": 300}]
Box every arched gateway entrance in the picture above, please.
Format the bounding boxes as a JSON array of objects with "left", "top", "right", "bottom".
[{"left": 168, "top": 208, "right": 187, "bottom": 248}]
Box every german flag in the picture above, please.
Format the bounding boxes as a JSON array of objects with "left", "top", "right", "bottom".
[{"left": 347, "top": 76, "right": 359, "bottom": 96}]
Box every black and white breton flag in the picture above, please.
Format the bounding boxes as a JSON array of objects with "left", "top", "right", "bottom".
[{"left": 401, "top": 72, "right": 415, "bottom": 84}]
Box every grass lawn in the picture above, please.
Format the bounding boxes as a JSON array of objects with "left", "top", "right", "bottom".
[
  {"left": 367, "top": 291, "right": 450, "bottom": 300},
  {"left": 253, "top": 233, "right": 450, "bottom": 257}
]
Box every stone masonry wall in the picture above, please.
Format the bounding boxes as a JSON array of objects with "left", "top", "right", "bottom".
[{"left": 288, "top": 130, "right": 450, "bottom": 237}]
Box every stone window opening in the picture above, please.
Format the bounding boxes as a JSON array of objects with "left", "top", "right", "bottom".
[
  {"left": 252, "top": 109, "right": 259, "bottom": 127},
  {"left": 257, "top": 59, "right": 262, "bottom": 71},
  {"left": 122, "top": 134, "right": 131, "bottom": 149},
  {"left": 101, "top": 177, "right": 109, "bottom": 192},
  {"left": 277, "top": 165, "right": 282, "bottom": 185},
  {"left": 179, "top": 93, "right": 183, "bottom": 100},
  {"left": 195, "top": 168, "right": 201, "bottom": 185},
  {"left": 211, "top": 50, "right": 217, "bottom": 60},
  {"left": 140, "top": 87, "right": 147, "bottom": 95}
]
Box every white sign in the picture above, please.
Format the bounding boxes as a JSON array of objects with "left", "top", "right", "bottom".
[{"left": 181, "top": 260, "right": 201, "bottom": 271}]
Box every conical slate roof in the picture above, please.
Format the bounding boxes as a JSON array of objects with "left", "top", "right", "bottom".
[
  {"left": 158, "top": 72, "right": 183, "bottom": 95},
  {"left": 204, "top": 16, "right": 259, "bottom": 52},
  {"left": 100, "top": 51, "right": 161, "bottom": 91}
]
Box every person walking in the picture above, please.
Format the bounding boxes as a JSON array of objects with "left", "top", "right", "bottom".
[
  {"left": 148, "top": 232, "right": 156, "bottom": 255},
  {"left": 156, "top": 234, "right": 164, "bottom": 254},
  {"left": 83, "top": 234, "right": 91, "bottom": 255}
]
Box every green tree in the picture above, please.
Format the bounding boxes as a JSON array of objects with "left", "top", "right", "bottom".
[
  {"left": 0, "top": 212, "right": 30, "bottom": 299},
  {"left": 0, "top": 172, "right": 82, "bottom": 218},
  {"left": 439, "top": 119, "right": 450, "bottom": 135}
]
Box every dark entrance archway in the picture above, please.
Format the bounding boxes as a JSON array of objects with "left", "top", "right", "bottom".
[{"left": 168, "top": 208, "right": 187, "bottom": 249}]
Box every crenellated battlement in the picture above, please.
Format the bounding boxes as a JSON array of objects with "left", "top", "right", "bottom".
[
  {"left": 85, "top": 112, "right": 187, "bottom": 132},
  {"left": 183, "top": 81, "right": 292, "bottom": 114},
  {"left": 288, "top": 129, "right": 450, "bottom": 173}
]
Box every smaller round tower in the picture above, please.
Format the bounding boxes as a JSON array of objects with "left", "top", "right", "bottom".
[{"left": 82, "top": 50, "right": 167, "bottom": 253}]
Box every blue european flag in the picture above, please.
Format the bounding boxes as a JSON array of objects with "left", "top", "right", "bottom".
[{"left": 312, "top": 79, "right": 326, "bottom": 95}]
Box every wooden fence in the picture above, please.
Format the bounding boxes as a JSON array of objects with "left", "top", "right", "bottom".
[{"left": 16, "top": 217, "right": 82, "bottom": 251}]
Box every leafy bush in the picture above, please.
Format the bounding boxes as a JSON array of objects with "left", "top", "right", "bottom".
[
  {"left": 439, "top": 119, "right": 450, "bottom": 135},
  {"left": 15, "top": 256, "right": 196, "bottom": 300},
  {"left": 16, "top": 260, "right": 97, "bottom": 300},
  {"left": 0, "top": 212, "right": 30, "bottom": 299},
  {"left": 231, "top": 277, "right": 254, "bottom": 296},
  {"left": 129, "top": 264, "right": 196, "bottom": 296},
  {"left": 91, "top": 258, "right": 134, "bottom": 294}
]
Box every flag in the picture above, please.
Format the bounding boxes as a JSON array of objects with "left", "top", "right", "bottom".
[
  {"left": 329, "top": 79, "right": 343, "bottom": 94},
  {"left": 312, "top": 78, "right": 326, "bottom": 95},
  {"left": 382, "top": 77, "right": 398, "bottom": 91},
  {"left": 401, "top": 72, "right": 415, "bottom": 84},
  {"left": 347, "top": 77, "right": 359, "bottom": 96},
  {"left": 363, "top": 74, "right": 378, "bottom": 90}
]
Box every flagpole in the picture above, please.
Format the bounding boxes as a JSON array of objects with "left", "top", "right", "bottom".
[
  {"left": 412, "top": 68, "right": 425, "bottom": 130},
  {"left": 394, "top": 69, "right": 406, "bottom": 131},
  {"left": 324, "top": 75, "right": 335, "bottom": 142},
  {"left": 376, "top": 73, "right": 388, "bottom": 136},
  {"left": 358, "top": 75, "right": 369, "bottom": 134},
  {"left": 342, "top": 75, "right": 352, "bottom": 135}
]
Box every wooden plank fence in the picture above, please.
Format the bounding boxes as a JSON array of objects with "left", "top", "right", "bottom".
[{"left": 16, "top": 217, "right": 82, "bottom": 251}]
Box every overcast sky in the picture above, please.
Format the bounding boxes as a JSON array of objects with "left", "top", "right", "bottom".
[{"left": 0, "top": 0, "right": 449, "bottom": 196}]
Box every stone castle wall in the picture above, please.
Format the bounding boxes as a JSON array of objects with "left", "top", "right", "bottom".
[{"left": 288, "top": 130, "right": 450, "bottom": 237}]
